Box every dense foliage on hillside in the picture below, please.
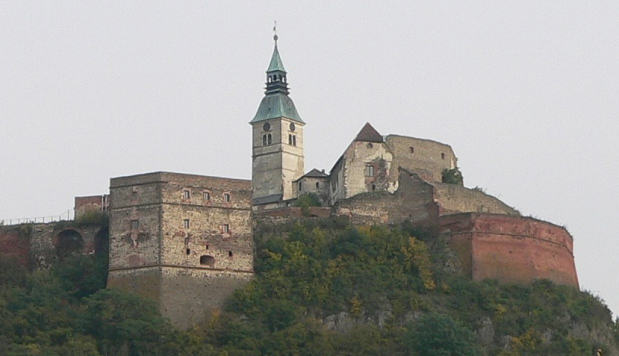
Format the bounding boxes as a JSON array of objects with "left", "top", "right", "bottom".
[{"left": 0, "top": 218, "right": 617, "bottom": 355}]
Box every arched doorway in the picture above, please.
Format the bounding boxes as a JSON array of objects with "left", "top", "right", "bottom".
[
  {"left": 55, "top": 229, "right": 84, "bottom": 259},
  {"left": 94, "top": 227, "right": 109, "bottom": 255},
  {"left": 200, "top": 255, "right": 215, "bottom": 267}
]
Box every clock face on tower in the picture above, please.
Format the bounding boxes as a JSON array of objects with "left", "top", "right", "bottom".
[
  {"left": 289, "top": 122, "right": 296, "bottom": 132},
  {"left": 263, "top": 122, "right": 271, "bottom": 131}
]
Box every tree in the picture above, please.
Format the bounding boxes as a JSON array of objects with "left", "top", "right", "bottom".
[{"left": 402, "top": 313, "right": 481, "bottom": 356}]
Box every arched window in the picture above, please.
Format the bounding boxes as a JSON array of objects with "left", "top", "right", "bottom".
[
  {"left": 288, "top": 134, "right": 292, "bottom": 145},
  {"left": 267, "top": 134, "right": 272, "bottom": 145},
  {"left": 262, "top": 134, "right": 267, "bottom": 146},
  {"left": 292, "top": 135, "right": 296, "bottom": 146}
]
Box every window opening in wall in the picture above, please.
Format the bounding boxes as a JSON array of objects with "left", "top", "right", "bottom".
[
  {"left": 200, "top": 255, "right": 215, "bottom": 267},
  {"left": 372, "top": 184, "right": 376, "bottom": 191},
  {"left": 204, "top": 191, "right": 210, "bottom": 200},
  {"left": 186, "top": 248, "right": 191, "bottom": 255},
  {"left": 367, "top": 142, "right": 373, "bottom": 149},
  {"left": 130, "top": 220, "right": 139, "bottom": 229},
  {"left": 410, "top": 147, "right": 414, "bottom": 154},
  {"left": 288, "top": 134, "right": 292, "bottom": 145},
  {"left": 205, "top": 244, "right": 209, "bottom": 250},
  {"left": 183, "top": 219, "right": 190, "bottom": 229},
  {"left": 223, "top": 193, "right": 231, "bottom": 202},
  {"left": 299, "top": 181, "right": 302, "bottom": 190},
  {"left": 365, "top": 165, "right": 375, "bottom": 177},
  {"left": 223, "top": 224, "right": 230, "bottom": 233},
  {"left": 267, "top": 134, "right": 272, "bottom": 145},
  {"left": 316, "top": 182, "right": 320, "bottom": 188},
  {"left": 441, "top": 153, "right": 445, "bottom": 160},
  {"left": 228, "top": 251, "right": 233, "bottom": 257},
  {"left": 262, "top": 134, "right": 267, "bottom": 146},
  {"left": 183, "top": 190, "right": 190, "bottom": 199}
]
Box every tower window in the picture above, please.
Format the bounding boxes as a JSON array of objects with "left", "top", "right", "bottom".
[
  {"left": 183, "top": 219, "right": 190, "bottom": 229},
  {"left": 292, "top": 135, "right": 296, "bottom": 146},
  {"left": 441, "top": 153, "right": 446, "bottom": 160},
  {"left": 367, "top": 143, "right": 373, "bottom": 149},
  {"left": 223, "top": 224, "right": 230, "bottom": 233},
  {"left": 288, "top": 134, "right": 292, "bottom": 145},
  {"left": 130, "top": 220, "right": 139, "bottom": 230},
  {"left": 203, "top": 191, "right": 211, "bottom": 201},
  {"left": 223, "top": 193, "right": 231, "bottom": 202},
  {"left": 186, "top": 248, "right": 191, "bottom": 255},
  {"left": 228, "top": 251, "right": 233, "bottom": 257},
  {"left": 316, "top": 182, "right": 320, "bottom": 188},
  {"left": 267, "top": 134, "right": 272, "bottom": 145},
  {"left": 365, "top": 165, "right": 375, "bottom": 177},
  {"left": 410, "top": 147, "right": 414, "bottom": 154},
  {"left": 262, "top": 134, "right": 267, "bottom": 145},
  {"left": 182, "top": 190, "right": 190, "bottom": 199}
]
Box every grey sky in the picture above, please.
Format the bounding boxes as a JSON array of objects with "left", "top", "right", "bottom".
[{"left": 1, "top": 2, "right": 618, "bottom": 316}]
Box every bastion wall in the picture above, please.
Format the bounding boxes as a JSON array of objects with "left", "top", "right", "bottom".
[{"left": 439, "top": 213, "right": 578, "bottom": 288}]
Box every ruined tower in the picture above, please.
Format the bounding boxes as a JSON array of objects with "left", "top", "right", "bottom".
[{"left": 250, "top": 34, "right": 305, "bottom": 207}]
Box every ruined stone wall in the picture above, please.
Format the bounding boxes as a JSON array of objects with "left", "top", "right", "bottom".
[
  {"left": 0, "top": 226, "right": 31, "bottom": 265},
  {"left": 385, "top": 135, "right": 456, "bottom": 183},
  {"left": 74, "top": 195, "right": 109, "bottom": 218},
  {"left": 0, "top": 222, "right": 107, "bottom": 269},
  {"left": 338, "top": 141, "right": 394, "bottom": 201},
  {"left": 432, "top": 183, "right": 519, "bottom": 216},
  {"left": 440, "top": 213, "right": 578, "bottom": 288},
  {"left": 335, "top": 169, "right": 438, "bottom": 228}
]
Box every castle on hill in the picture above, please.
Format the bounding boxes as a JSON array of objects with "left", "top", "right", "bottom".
[{"left": 7, "top": 34, "right": 576, "bottom": 329}]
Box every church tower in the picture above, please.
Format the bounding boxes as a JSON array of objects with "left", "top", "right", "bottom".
[{"left": 250, "top": 33, "right": 305, "bottom": 206}]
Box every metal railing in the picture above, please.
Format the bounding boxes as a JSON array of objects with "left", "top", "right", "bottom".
[{"left": 0, "top": 210, "right": 74, "bottom": 226}]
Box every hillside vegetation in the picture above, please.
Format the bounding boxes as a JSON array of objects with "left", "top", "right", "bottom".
[{"left": 0, "top": 218, "right": 617, "bottom": 356}]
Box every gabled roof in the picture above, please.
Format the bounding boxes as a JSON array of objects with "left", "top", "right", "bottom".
[
  {"left": 354, "top": 122, "right": 383, "bottom": 142},
  {"left": 303, "top": 168, "right": 328, "bottom": 178}
]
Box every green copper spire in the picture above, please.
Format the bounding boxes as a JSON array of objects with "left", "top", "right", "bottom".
[
  {"left": 267, "top": 38, "right": 286, "bottom": 72},
  {"left": 250, "top": 31, "right": 304, "bottom": 124}
]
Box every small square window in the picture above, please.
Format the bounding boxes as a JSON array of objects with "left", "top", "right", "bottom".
[
  {"left": 183, "top": 219, "right": 190, "bottom": 229},
  {"left": 130, "top": 220, "right": 139, "bottom": 229},
  {"left": 203, "top": 191, "right": 210, "bottom": 200},
  {"left": 183, "top": 190, "right": 190, "bottom": 199},
  {"left": 223, "top": 224, "right": 230, "bottom": 233},
  {"left": 223, "top": 193, "right": 231, "bottom": 202}
]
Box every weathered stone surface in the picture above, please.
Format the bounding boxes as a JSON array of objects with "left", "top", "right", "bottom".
[{"left": 108, "top": 172, "right": 254, "bottom": 328}]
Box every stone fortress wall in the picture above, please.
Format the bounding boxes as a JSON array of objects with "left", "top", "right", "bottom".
[
  {"left": 106, "top": 171, "right": 254, "bottom": 329},
  {"left": 0, "top": 222, "right": 108, "bottom": 269}
]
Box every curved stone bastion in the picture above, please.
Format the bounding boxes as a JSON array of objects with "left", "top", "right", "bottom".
[{"left": 439, "top": 213, "right": 578, "bottom": 288}]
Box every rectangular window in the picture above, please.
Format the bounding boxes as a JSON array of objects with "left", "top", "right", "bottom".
[
  {"left": 365, "top": 165, "right": 375, "bottom": 177},
  {"left": 131, "top": 220, "right": 139, "bottom": 229},
  {"left": 183, "top": 219, "right": 190, "bottom": 229},
  {"left": 183, "top": 190, "right": 190, "bottom": 199},
  {"left": 223, "top": 224, "right": 230, "bottom": 233},
  {"left": 203, "top": 191, "right": 210, "bottom": 200},
  {"left": 223, "top": 193, "right": 231, "bottom": 202}
]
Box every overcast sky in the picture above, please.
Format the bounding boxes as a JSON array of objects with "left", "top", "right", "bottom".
[{"left": 1, "top": 2, "right": 618, "bottom": 316}]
